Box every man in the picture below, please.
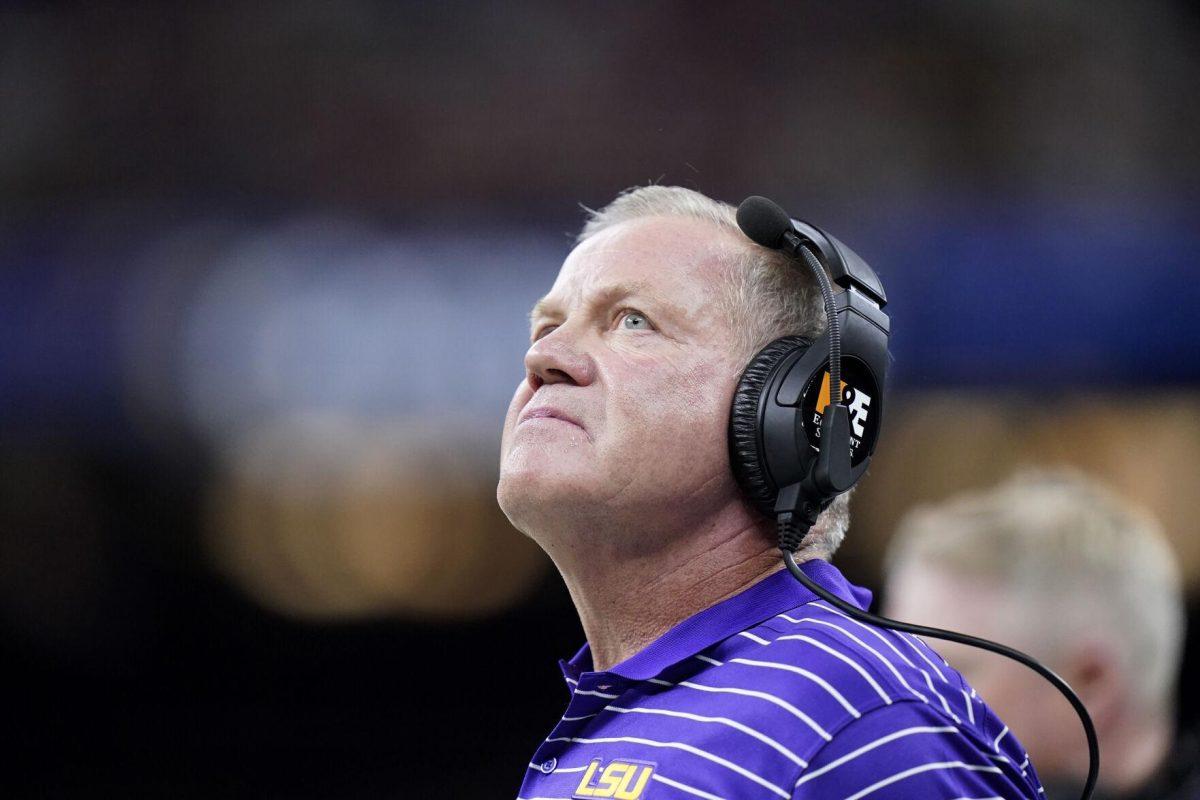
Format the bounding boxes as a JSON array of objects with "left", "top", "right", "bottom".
[
  {"left": 886, "top": 468, "right": 1198, "bottom": 800},
  {"left": 498, "top": 186, "right": 1043, "bottom": 799}
]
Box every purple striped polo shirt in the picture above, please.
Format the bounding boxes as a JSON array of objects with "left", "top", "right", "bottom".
[{"left": 516, "top": 559, "right": 1044, "bottom": 800}]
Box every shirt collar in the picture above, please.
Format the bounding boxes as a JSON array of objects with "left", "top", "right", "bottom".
[{"left": 558, "top": 559, "right": 872, "bottom": 684}]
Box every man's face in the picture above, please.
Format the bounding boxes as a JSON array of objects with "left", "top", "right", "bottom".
[
  {"left": 885, "top": 561, "right": 1082, "bottom": 777},
  {"left": 497, "top": 215, "right": 752, "bottom": 552}
]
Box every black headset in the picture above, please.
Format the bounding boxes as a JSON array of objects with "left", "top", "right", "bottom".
[
  {"left": 728, "top": 195, "right": 1099, "bottom": 800},
  {"left": 729, "top": 196, "right": 890, "bottom": 532}
]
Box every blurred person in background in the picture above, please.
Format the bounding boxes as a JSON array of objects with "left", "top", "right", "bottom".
[
  {"left": 497, "top": 186, "right": 1043, "bottom": 799},
  {"left": 885, "top": 468, "right": 1197, "bottom": 800}
]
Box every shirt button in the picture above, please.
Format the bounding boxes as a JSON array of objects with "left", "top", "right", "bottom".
[{"left": 540, "top": 757, "right": 557, "bottom": 774}]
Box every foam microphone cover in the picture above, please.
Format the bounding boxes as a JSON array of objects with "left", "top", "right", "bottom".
[{"left": 736, "top": 196, "right": 795, "bottom": 249}]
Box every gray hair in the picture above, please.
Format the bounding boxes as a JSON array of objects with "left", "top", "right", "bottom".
[
  {"left": 577, "top": 185, "right": 849, "bottom": 559},
  {"left": 885, "top": 467, "right": 1185, "bottom": 714}
]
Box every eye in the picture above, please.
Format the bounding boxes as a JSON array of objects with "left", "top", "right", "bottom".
[
  {"left": 619, "top": 310, "right": 654, "bottom": 331},
  {"left": 532, "top": 324, "right": 558, "bottom": 342}
]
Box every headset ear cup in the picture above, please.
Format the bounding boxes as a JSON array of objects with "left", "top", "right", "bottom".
[{"left": 729, "top": 336, "right": 811, "bottom": 516}]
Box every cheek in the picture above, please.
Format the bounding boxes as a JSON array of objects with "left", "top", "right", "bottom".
[
  {"left": 614, "top": 357, "right": 733, "bottom": 457},
  {"left": 500, "top": 381, "right": 533, "bottom": 448},
  {"left": 507, "top": 379, "right": 532, "bottom": 418},
  {"left": 679, "top": 357, "right": 733, "bottom": 406}
]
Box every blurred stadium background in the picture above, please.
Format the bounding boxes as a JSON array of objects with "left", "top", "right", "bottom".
[{"left": 2, "top": 2, "right": 1198, "bottom": 797}]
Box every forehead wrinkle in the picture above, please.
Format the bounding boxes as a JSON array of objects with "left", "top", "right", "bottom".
[{"left": 528, "top": 218, "right": 743, "bottom": 335}]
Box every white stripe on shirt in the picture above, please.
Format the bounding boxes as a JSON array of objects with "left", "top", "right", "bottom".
[
  {"left": 842, "top": 761, "right": 1003, "bottom": 800},
  {"left": 794, "top": 725, "right": 958, "bottom": 787},
  {"left": 918, "top": 666, "right": 962, "bottom": 722},
  {"left": 774, "top": 634, "right": 892, "bottom": 706},
  {"left": 604, "top": 705, "right": 807, "bottom": 767},
  {"left": 801, "top": 606, "right": 960, "bottom": 719},
  {"left": 813, "top": 605, "right": 952, "bottom": 694},
  {"left": 794, "top": 617, "right": 932, "bottom": 705},
  {"left": 798, "top": 607, "right": 960, "bottom": 720},
  {"left": 651, "top": 773, "right": 727, "bottom": 800},
  {"left": 897, "top": 631, "right": 951, "bottom": 683},
  {"left": 801, "top": 606, "right": 920, "bottom": 670},
  {"left": 729, "top": 657, "right": 860, "bottom": 718},
  {"left": 993, "top": 725, "right": 1009, "bottom": 751},
  {"left": 987, "top": 750, "right": 1028, "bottom": 779},
  {"left": 649, "top": 676, "right": 832, "bottom": 741},
  {"left": 801, "top": 606, "right": 950, "bottom": 705}
]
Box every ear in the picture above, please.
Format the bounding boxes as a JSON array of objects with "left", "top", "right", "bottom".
[{"left": 1062, "top": 640, "right": 1124, "bottom": 732}]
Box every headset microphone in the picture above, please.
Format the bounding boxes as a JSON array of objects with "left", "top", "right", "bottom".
[
  {"left": 735, "top": 196, "right": 797, "bottom": 249},
  {"left": 731, "top": 196, "right": 1099, "bottom": 800}
]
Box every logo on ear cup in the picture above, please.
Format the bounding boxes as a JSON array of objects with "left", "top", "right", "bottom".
[
  {"left": 817, "top": 372, "right": 872, "bottom": 438},
  {"left": 846, "top": 385, "right": 872, "bottom": 438},
  {"left": 800, "top": 358, "right": 880, "bottom": 467}
]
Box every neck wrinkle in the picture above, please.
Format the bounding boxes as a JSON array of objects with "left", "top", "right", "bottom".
[{"left": 554, "top": 512, "right": 781, "bottom": 674}]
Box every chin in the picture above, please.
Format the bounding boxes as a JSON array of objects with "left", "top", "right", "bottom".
[{"left": 497, "top": 453, "right": 598, "bottom": 525}]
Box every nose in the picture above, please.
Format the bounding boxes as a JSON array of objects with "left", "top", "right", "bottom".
[{"left": 524, "top": 329, "right": 596, "bottom": 391}]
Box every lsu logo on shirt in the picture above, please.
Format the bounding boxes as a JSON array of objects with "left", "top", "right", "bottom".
[{"left": 572, "top": 758, "right": 656, "bottom": 799}]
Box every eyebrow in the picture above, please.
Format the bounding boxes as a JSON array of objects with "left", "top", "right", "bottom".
[
  {"left": 528, "top": 281, "right": 685, "bottom": 334},
  {"left": 527, "top": 295, "right": 559, "bottom": 327}
]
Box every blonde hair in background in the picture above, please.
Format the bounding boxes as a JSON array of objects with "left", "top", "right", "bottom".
[
  {"left": 886, "top": 466, "right": 1185, "bottom": 715},
  {"left": 577, "top": 185, "right": 849, "bottom": 560}
]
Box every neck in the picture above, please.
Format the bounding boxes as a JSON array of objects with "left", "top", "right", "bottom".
[
  {"left": 549, "top": 506, "right": 783, "bottom": 673},
  {"left": 1100, "top": 709, "right": 1174, "bottom": 795}
]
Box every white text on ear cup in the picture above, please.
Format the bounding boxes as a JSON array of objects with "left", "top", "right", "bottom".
[{"left": 845, "top": 386, "right": 872, "bottom": 439}]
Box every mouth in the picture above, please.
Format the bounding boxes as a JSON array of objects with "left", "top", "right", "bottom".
[{"left": 518, "top": 405, "right": 586, "bottom": 432}]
